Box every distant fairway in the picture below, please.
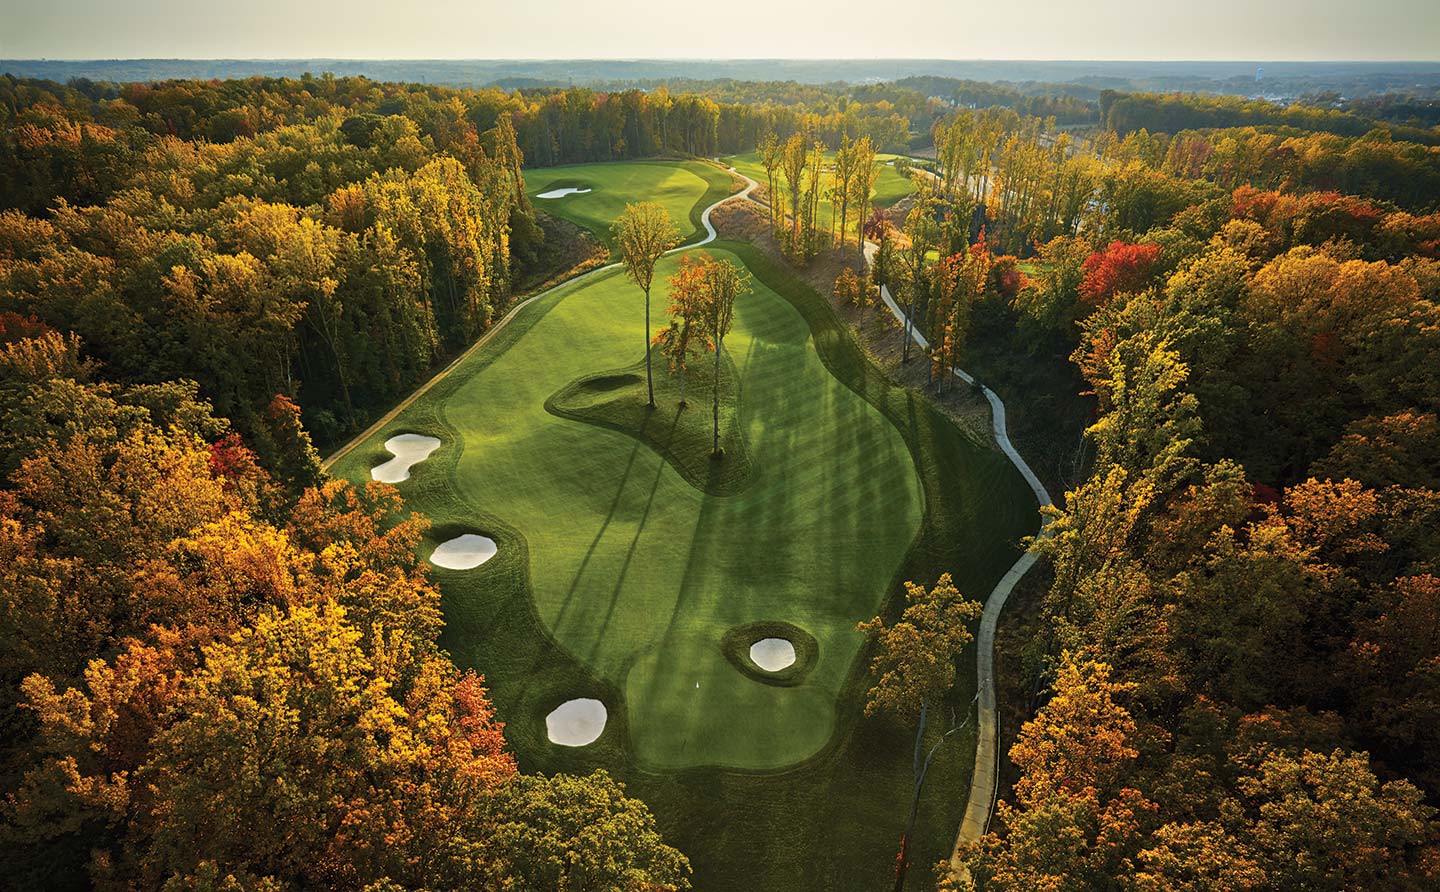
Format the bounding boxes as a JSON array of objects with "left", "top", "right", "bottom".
[
  {"left": 526, "top": 159, "right": 735, "bottom": 253},
  {"left": 874, "top": 153, "right": 929, "bottom": 206},
  {"left": 332, "top": 160, "right": 1037, "bottom": 891},
  {"left": 722, "top": 150, "right": 919, "bottom": 225}
]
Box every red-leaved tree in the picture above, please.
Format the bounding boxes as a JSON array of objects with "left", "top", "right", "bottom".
[{"left": 1079, "top": 241, "right": 1163, "bottom": 305}]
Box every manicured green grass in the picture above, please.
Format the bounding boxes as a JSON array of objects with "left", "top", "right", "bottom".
[
  {"left": 339, "top": 245, "right": 926, "bottom": 769},
  {"left": 525, "top": 159, "right": 735, "bottom": 254},
  {"left": 722, "top": 150, "right": 918, "bottom": 224},
  {"left": 333, "top": 162, "right": 1039, "bottom": 891},
  {"left": 873, "top": 153, "right": 930, "bottom": 206},
  {"left": 545, "top": 352, "right": 753, "bottom": 497}
]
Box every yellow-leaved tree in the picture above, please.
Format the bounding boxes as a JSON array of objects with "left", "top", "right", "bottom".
[
  {"left": 857, "top": 573, "right": 982, "bottom": 892},
  {"left": 613, "top": 202, "right": 680, "bottom": 408}
]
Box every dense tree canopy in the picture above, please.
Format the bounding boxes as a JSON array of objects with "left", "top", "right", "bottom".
[
  {"left": 0, "top": 331, "right": 690, "bottom": 891},
  {"left": 2, "top": 67, "right": 1438, "bottom": 892}
]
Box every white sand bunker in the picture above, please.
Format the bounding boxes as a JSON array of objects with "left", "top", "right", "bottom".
[
  {"left": 429, "top": 534, "right": 497, "bottom": 570},
  {"left": 371, "top": 433, "right": 441, "bottom": 483},
  {"left": 749, "top": 638, "right": 797, "bottom": 672},
  {"left": 546, "top": 698, "right": 607, "bottom": 746},
  {"left": 536, "top": 186, "right": 592, "bottom": 199}
]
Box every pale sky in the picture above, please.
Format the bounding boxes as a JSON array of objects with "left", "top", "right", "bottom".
[{"left": 2, "top": 0, "right": 1438, "bottom": 61}]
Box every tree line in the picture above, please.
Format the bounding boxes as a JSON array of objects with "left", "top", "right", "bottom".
[
  {"left": 1101, "top": 88, "right": 1440, "bottom": 147},
  {"left": 753, "top": 129, "right": 883, "bottom": 265},
  {"left": 1, "top": 85, "right": 538, "bottom": 452},
  {"left": 0, "top": 73, "right": 924, "bottom": 213}
]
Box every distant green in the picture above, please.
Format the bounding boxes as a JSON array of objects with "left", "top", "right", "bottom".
[
  {"left": 722, "top": 149, "right": 919, "bottom": 224},
  {"left": 526, "top": 159, "right": 734, "bottom": 254}
]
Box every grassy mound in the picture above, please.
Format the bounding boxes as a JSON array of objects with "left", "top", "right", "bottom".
[{"left": 545, "top": 355, "right": 752, "bottom": 497}]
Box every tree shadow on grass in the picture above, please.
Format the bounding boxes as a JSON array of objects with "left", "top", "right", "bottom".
[
  {"left": 544, "top": 354, "right": 753, "bottom": 497},
  {"left": 552, "top": 437, "right": 642, "bottom": 636},
  {"left": 586, "top": 409, "right": 678, "bottom": 663}
]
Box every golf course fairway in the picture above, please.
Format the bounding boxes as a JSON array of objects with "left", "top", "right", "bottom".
[
  {"left": 330, "top": 160, "right": 1038, "bottom": 891},
  {"left": 526, "top": 159, "right": 736, "bottom": 252},
  {"left": 337, "top": 243, "right": 924, "bottom": 768}
]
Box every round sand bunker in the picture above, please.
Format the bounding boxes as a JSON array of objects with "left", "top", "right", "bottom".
[
  {"left": 749, "top": 638, "right": 797, "bottom": 672},
  {"left": 428, "top": 534, "right": 497, "bottom": 570},
  {"left": 546, "top": 698, "right": 607, "bottom": 746},
  {"left": 371, "top": 433, "right": 441, "bottom": 483},
  {"left": 536, "top": 186, "right": 592, "bottom": 199}
]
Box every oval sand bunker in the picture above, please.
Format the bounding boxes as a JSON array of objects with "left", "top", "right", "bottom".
[
  {"left": 546, "top": 698, "right": 607, "bottom": 746},
  {"left": 536, "top": 186, "right": 592, "bottom": 199},
  {"left": 749, "top": 638, "right": 797, "bottom": 672},
  {"left": 371, "top": 433, "right": 441, "bottom": 483},
  {"left": 428, "top": 534, "right": 497, "bottom": 570}
]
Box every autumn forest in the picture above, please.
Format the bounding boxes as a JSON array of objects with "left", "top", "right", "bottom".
[{"left": 1, "top": 33, "right": 1439, "bottom": 892}]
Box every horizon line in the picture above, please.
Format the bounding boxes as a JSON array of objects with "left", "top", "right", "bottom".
[{"left": 6, "top": 56, "right": 1440, "bottom": 65}]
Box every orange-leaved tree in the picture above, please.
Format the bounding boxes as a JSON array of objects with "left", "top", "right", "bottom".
[
  {"left": 657, "top": 254, "right": 713, "bottom": 409},
  {"left": 956, "top": 653, "right": 1151, "bottom": 892},
  {"left": 1079, "top": 240, "right": 1163, "bottom": 305}
]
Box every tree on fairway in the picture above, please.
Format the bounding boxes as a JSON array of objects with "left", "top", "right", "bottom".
[
  {"left": 657, "top": 255, "right": 711, "bottom": 408},
  {"left": 857, "top": 573, "right": 983, "bottom": 892},
  {"left": 613, "top": 202, "right": 680, "bottom": 407},
  {"left": 694, "top": 254, "right": 748, "bottom": 456}
]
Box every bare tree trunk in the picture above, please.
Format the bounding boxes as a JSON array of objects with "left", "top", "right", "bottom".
[
  {"left": 892, "top": 698, "right": 930, "bottom": 892},
  {"left": 712, "top": 338, "right": 722, "bottom": 455},
  {"left": 644, "top": 284, "right": 655, "bottom": 407}
]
